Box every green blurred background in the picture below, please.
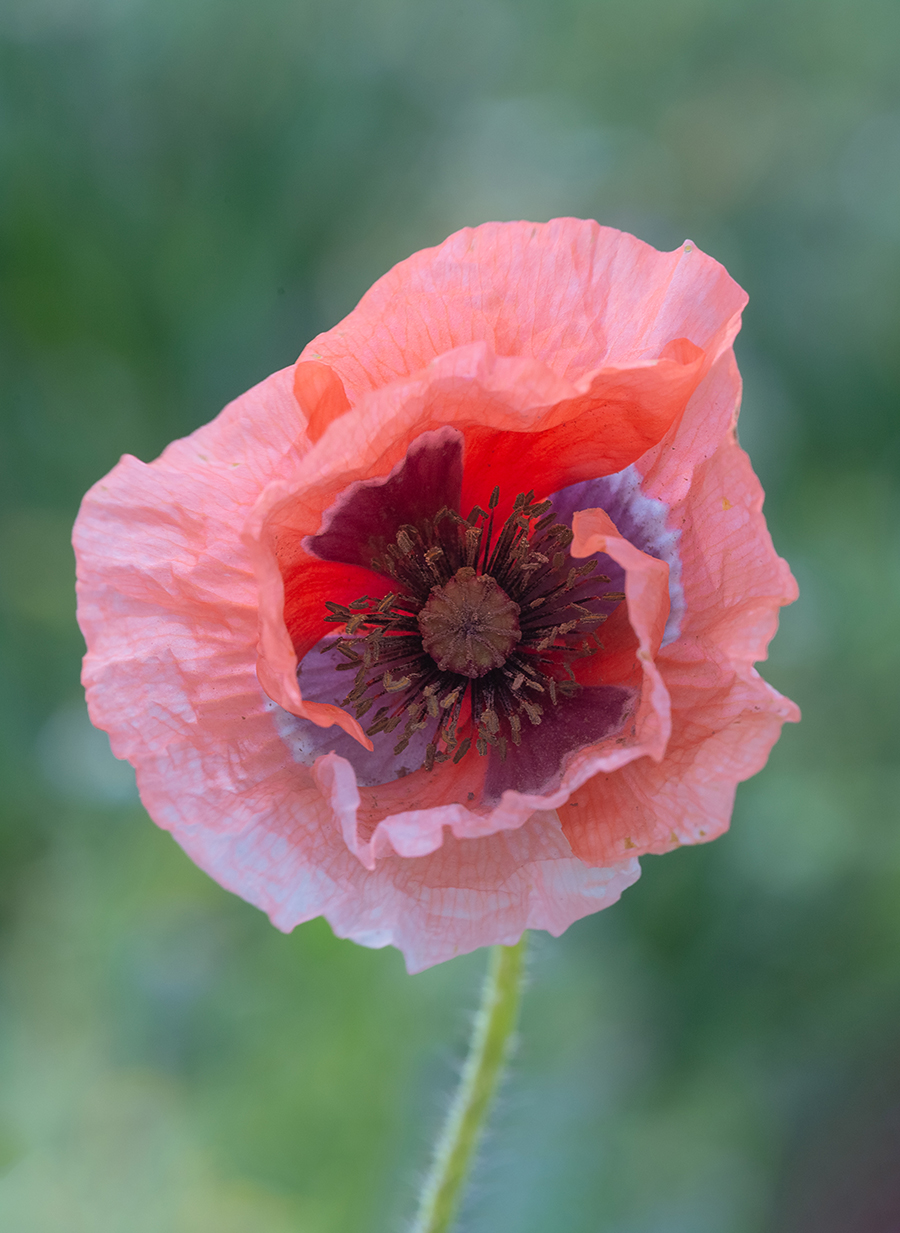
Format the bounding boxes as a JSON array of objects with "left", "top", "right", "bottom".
[{"left": 1, "top": 0, "right": 899, "bottom": 1228}]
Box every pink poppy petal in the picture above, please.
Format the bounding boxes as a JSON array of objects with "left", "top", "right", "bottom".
[
  {"left": 559, "top": 669, "right": 797, "bottom": 865},
  {"left": 558, "top": 411, "right": 799, "bottom": 864},
  {"left": 299, "top": 221, "right": 745, "bottom": 397}
]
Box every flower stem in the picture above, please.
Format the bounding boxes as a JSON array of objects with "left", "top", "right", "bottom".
[{"left": 411, "top": 934, "right": 528, "bottom": 1233}]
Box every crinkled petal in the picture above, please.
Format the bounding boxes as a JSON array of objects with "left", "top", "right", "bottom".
[
  {"left": 299, "top": 220, "right": 746, "bottom": 399},
  {"left": 559, "top": 668, "right": 797, "bottom": 864},
  {"left": 75, "top": 366, "right": 304, "bottom": 759},
  {"left": 169, "top": 777, "right": 642, "bottom": 972},
  {"left": 559, "top": 374, "right": 800, "bottom": 863}
]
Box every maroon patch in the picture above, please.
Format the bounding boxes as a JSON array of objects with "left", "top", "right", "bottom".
[
  {"left": 305, "top": 427, "right": 464, "bottom": 571},
  {"left": 483, "top": 684, "right": 632, "bottom": 802}
]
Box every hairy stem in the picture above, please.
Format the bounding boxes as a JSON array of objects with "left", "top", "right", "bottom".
[{"left": 411, "top": 934, "right": 528, "bottom": 1233}]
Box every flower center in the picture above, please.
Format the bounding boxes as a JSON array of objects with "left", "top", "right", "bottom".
[
  {"left": 417, "top": 567, "right": 521, "bottom": 677},
  {"left": 320, "top": 487, "right": 623, "bottom": 774}
]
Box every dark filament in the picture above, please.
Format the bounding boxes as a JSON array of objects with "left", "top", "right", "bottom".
[{"left": 320, "top": 488, "right": 620, "bottom": 774}]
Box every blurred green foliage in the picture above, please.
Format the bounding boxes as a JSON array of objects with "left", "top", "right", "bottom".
[{"left": 1, "top": 0, "right": 899, "bottom": 1228}]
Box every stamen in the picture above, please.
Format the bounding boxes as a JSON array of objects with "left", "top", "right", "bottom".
[{"left": 317, "top": 483, "right": 615, "bottom": 775}]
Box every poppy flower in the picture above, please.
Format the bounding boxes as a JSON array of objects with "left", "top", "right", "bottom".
[{"left": 74, "top": 219, "right": 798, "bottom": 972}]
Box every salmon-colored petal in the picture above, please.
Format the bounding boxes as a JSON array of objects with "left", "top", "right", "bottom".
[
  {"left": 570, "top": 506, "right": 670, "bottom": 720},
  {"left": 166, "top": 760, "right": 642, "bottom": 971},
  {"left": 559, "top": 668, "right": 797, "bottom": 865},
  {"left": 75, "top": 367, "right": 304, "bottom": 759},
  {"left": 565, "top": 506, "right": 671, "bottom": 761},
  {"left": 559, "top": 417, "right": 799, "bottom": 863},
  {"left": 299, "top": 221, "right": 745, "bottom": 397},
  {"left": 670, "top": 430, "right": 799, "bottom": 664}
]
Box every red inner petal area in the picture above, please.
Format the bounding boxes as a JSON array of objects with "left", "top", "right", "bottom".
[
  {"left": 283, "top": 557, "right": 393, "bottom": 661},
  {"left": 569, "top": 603, "right": 643, "bottom": 690},
  {"left": 459, "top": 420, "right": 656, "bottom": 523},
  {"left": 458, "top": 345, "right": 705, "bottom": 520}
]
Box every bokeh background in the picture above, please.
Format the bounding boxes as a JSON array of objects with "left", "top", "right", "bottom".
[{"left": 1, "top": 0, "right": 899, "bottom": 1229}]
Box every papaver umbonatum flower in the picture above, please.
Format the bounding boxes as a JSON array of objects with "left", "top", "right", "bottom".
[{"left": 74, "top": 219, "right": 798, "bottom": 971}]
